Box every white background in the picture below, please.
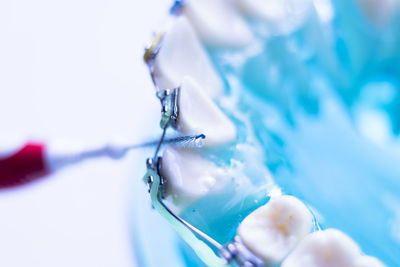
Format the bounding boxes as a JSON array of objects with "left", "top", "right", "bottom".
[{"left": 0, "top": 0, "right": 170, "bottom": 266}]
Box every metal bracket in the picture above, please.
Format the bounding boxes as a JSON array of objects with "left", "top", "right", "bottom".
[
  {"left": 144, "top": 157, "right": 167, "bottom": 199},
  {"left": 157, "top": 87, "right": 179, "bottom": 130}
]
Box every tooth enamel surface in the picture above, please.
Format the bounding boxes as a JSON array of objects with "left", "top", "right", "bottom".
[
  {"left": 235, "top": 0, "right": 312, "bottom": 34},
  {"left": 153, "top": 17, "right": 223, "bottom": 99},
  {"left": 161, "top": 146, "right": 227, "bottom": 209},
  {"left": 177, "top": 77, "right": 236, "bottom": 146},
  {"left": 355, "top": 256, "right": 387, "bottom": 267},
  {"left": 237, "top": 195, "right": 313, "bottom": 265},
  {"left": 182, "top": 0, "right": 253, "bottom": 48},
  {"left": 281, "top": 229, "right": 362, "bottom": 267}
]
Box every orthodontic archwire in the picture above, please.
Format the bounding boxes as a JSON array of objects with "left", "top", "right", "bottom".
[{"left": 142, "top": 30, "right": 264, "bottom": 267}]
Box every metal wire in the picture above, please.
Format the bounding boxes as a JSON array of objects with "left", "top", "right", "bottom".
[
  {"left": 158, "top": 194, "right": 225, "bottom": 252},
  {"left": 153, "top": 127, "right": 167, "bottom": 162}
]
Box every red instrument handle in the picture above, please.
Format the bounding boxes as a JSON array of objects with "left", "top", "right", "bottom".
[{"left": 0, "top": 143, "right": 49, "bottom": 189}]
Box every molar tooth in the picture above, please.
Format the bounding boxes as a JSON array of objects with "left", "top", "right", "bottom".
[
  {"left": 183, "top": 0, "right": 253, "bottom": 48},
  {"left": 161, "top": 146, "right": 227, "bottom": 210},
  {"left": 355, "top": 256, "right": 387, "bottom": 267},
  {"left": 237, "top": 195, "right": 313, "bottom": 265},
  {"left": 281, "top": 229, "right": 362, "bottom": 267},
  {"left": 177, "top": 77, "right": 236, "bottom": 147},
  {"left": 153, "top": 17, "right": 223, "bottom": 99}
]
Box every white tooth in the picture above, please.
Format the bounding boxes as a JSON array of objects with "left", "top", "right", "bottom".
[
  {"left": 182, "top": 0, "right": 253, "bottom": 48},
  {"left": 235, "top": 0, "right": 312, "bottom": 34},
  {"left": 177, "top": 76, "right": 236, "bottom": 146},
  {"left": 356, "top": 0, "right": 397, "bottom": 27},
  {"left": 153, "top": 17, "right": 223, "bottom": 99},
  {"left": 281, "top": 229, "right": 361, "bottom": 267},
  {"left": 161, "top": 146, "right": 227, "bottom": 209},
  {"left": 355, "top": 256, "right": 387, "bottom": 267},
  {"left": 237, "top": 195, "right": 313, "bottom": 265}
]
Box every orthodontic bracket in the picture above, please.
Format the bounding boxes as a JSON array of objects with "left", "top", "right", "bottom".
[{"left": 157, "top": 87, "right": 179, "bottom": 129}]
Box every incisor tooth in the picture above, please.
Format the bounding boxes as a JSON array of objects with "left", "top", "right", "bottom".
[
  {"left": 183, "top": 0, "right": 253, "bottom": 48},
  {"left": 153, "top": 17, "right": 223, "bottom": 99},
  {"left": 281, "top": 229, "right": 361, "bottom": 267},
  {"left": 237, "top": 195, "right": 313, "bottom": 265},
  {"left": 177, "top": 77, "right": 236, "bottom": 147},
  {"left": 161, "top": 146, "right": 227, "bottom": 209}
]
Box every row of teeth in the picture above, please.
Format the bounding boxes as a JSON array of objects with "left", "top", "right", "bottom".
[
  {"left": 163, "top": 147, "right": 385, "bottom": 266},
  {"left": 238, "top": 195, "right": 386, "bottom": 267},
  {"left": 150, "top": 0, "right": 392, "bottom": 266}
]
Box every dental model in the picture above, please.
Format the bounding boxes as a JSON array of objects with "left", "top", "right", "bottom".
[
  {"left": 146, "top": 150, "right": 313, "bottom": 266},
  {"left": 152, "top": 16, "right": 224, "bottom": 99},
  {"left": 237, "top": 195, "right": 313, "bottom": 265},
  {"left": 281, "top": 229, "right": 385, "bottom": 267},
  {"left": 176, "top": 77, "right": 237, "bottom": 146},
  {"left": 235, "top": 0, "right": 313, "bottom": 34},
  {"left": 182, "top": 0, "right": 253, "bottom": 48},
  {"left": 0, "top": 0, "right": 395, "bottom": 265},
  {"left": 161, "top": 146, "right": 228, "bottom": 209},
  {"left": 141, "top": 0, "right": 393, "bottom": 266}
]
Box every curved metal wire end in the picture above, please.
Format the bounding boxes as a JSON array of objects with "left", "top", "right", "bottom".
[
  {"left": 144, "top": 32, "right": 163, "bottom": 65},
  {"left": 143, "top": 2, "right": 185, "bottom": 85},
  {"left": 144, "top": 31, "right": 164, "bottom": 85}
]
